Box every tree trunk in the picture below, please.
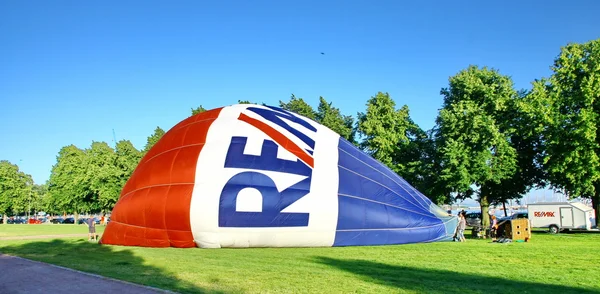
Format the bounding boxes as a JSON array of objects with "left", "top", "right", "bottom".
[
  {"left": 74, "top": 211, "right": 79, "bottom": 225},
  {"left": 2, "top": 214, "right": 6, "bottom": 225},
  {"left": 502, "top": 202, "right": 508, "bottom": 217},
  {"left": 480, "top": 188, "right": 490, "bottom": 229}
]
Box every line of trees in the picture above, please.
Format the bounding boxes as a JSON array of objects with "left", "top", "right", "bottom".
[{"left": 1, "top": 39, "right": 599, "bottom": 227}]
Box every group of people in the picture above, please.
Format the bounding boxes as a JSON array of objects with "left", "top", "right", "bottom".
[{"left": 453, "top": 211, "right": 499, "bottom": 242}]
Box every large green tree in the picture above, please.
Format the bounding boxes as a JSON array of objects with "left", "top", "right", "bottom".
[
  {"left": 397, "top": 127, "right": 449, "bottom": 204},
  {"left": 112, "top": 140, "right": 143, "bottom": 207},
  {"left": 0, "top": 160, "right": 33, "bottom": 223},
  {"left": 115, "top": 140, "right": 143, "bottom": 181},
  {"left": 536, "top": 39, "right": 600, "bottom": 221},
  {"left": 47, "top": 145, "right": 93, "bottom": 222},
  {"left": 85, "top": 141, "right": 120, "bottom": 214},
  {"left": 356, "top": 92, "right": 444, "bottom": 203},
  {"left": 29, "top": 183, "right": 47, "bottom": 216},
  {"left": 435, "top": 66, "right": 518, "bottom": 227},
  {"left": 356, "top": 92, "right": 416, "bottom": 170},
  {"left": 487, "top": 89, "right": 547, "bottom": 215},
  {"left": 279, "top": 94, "right": 318, "bottom": 120},
  {"left": 316, "top": 97, "right": 355, "bottom": 143},
  {"left": 143, "top": 126, "right": 166, "bottom": 155}
]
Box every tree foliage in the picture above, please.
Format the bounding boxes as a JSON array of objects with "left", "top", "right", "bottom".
[
  {"left": 279, "top": 94, "right": 317, "bottom": 120},
  {"left": 191, "top": 105, "right": 207, "bottom": 116},
  {"left": 356, "top": 92, "right": 444, "bottom": 203},
  {"left": 47, "top": 145, "right": 91, "bottom": 221},
  {"left": 487, "top": 89, "right": 547, "bottom": 210},
  {"left": 143, "top": 126, "right": 165, "bottom": 155},
  {"left": 0, "top": 160, "right": 33, "bottom": 223},
  {"left": 44, "top": 139, "right": 143, "bottom": 218},
  {"left": 86, "top": 141, "right": 120, "bottom": 213},
  {"left": 317, "top": 97, "right": 355, "bottom": 143},
  {"left": 114, "top": 140, "right": 143, "bottom": 191},
  {"left": 357, "top": 92, "right": 415, "bottom": 169},
  {"left": 536, "top": 39, "right": 600, "bottom": 221},
  {"left": 29, "top": 183, "right": 47, "bottom": 215},
  {"left": 435, "top": 66, "right": 519, "bottom": 227}
]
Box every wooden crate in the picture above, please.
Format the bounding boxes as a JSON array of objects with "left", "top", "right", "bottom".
[{"left": 508, "top": 218, "right": 531, "bottom": 242}]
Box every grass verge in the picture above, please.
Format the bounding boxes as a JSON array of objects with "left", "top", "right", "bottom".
[{"left": 0, "top": 224, "right": 105, "bottom": 237}]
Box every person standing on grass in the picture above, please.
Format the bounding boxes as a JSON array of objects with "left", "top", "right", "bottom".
[
  {"left": 490, "top": 215, "right": 498, "bottom": 241},
  {"left": 87, "top": 217, "right": 97, "bottom": 241},
  {"left": 456, "top": 212, "right": 467, "bottom": 242},
  {"left": 452, "top": 211, "right": 461, "bottom": 241}
]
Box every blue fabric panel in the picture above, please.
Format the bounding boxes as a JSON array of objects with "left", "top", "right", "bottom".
[
  {"left": 334, "top": 137, "right": 450, "bottom": 246},
  {"left": 337, "top": 167, "right": 429, "bottom": 213},
  {"left": 334, "top": 225, "right": 450, "bottom": 246},
  {"left": 336, "top": 196, "right": 442, "bottom": 230},
  {"left": 336, "top": 139, "right": 431, "bottom": 210}
]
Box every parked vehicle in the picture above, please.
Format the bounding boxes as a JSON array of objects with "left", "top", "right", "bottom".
[
  {"left": 50, "top": 217, "right": 64, "bottom": 224},
  {"left": 7, "top": 218, "right": 26, "bottom": 224},
  {"left": 28, "top": 218, "right": 43, "bottom": 224},
  {"left": 498, "top": 211, "right": 528, "bottom": 222},
  {"left": 464, "top": 212, "right": 482, "bottom": 227},
  {"left": 527, "top": 202, "right": 597, "bottom": 234}
]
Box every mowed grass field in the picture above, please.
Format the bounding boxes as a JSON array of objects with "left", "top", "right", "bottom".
[
  {"left": 0, "top": 223, "right": 105, "bottom": 237},
  {"left": 1, "top": 225, "right": 599, "bottom": 294}
]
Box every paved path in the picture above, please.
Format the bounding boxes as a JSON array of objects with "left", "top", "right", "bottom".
[{"left": 0, "top": 254, "right": 172, "bottom": 294}]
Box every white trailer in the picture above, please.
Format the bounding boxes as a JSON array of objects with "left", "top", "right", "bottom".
[{"left": 527, "top": 202, "right": 596, "bottom": 234}]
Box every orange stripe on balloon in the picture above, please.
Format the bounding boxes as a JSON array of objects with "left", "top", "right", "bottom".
[{"left": 238, "top": 112, "right": 314, "bottom": 168}]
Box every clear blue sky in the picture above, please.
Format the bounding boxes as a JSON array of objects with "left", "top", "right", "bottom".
[{"left": 1, "top": 0, "right": 599, "bottom": 189}]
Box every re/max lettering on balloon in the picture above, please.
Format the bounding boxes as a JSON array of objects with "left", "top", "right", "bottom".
[{"left": 218, "top": 107, "right": 317, "bottom": 228}]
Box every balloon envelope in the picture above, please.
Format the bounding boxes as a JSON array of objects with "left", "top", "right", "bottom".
[{"left": 100, "top": 104, "right": 457, "bottom": 248}]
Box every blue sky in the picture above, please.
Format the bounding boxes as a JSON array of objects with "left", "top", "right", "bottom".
[{"left": 1, "top": 0, "right": 599, "bottom": 202}]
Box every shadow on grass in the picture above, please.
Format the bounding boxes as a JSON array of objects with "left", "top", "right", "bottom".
[
  {"left": 0, "top": 239, "right": 227, "bottom": 294},
  {"left": 315, "top": 256, "right": 598, "bottom": 294}
]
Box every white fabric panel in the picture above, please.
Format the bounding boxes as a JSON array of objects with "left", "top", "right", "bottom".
[{"left": 189, "top": 104, "right": 340, "bottom": 248}]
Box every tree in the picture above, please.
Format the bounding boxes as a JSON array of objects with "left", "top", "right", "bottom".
[
  {"left": 85, "top": 141, "right": 119, "bottom": 214},
  {"left": 0, "top": 160, "right": 33, "bottom": 224},
  {"left": 537, "top": 39, "right": 600, "bottom": 221},
  {"left": 356, "top": 92, "right": 444, "bottom": 203},
  {"left": 396, "top": 126, "right": 449, "bottom": 205},
  {"left": 191, "top": 105, "right": 207, "bottom": 116},
  {"left": 487, "top": 89, "right": 547, "bottom": 215},
  {"left": 143, "top": 127, "right": 165, "bottom": 154},
  {"left": 356, "top": 92, "right": 416, "bottom": 170},
  {"left": 113, "top": 139, "right": 143, "bottom": 209},
  {"left": 10, "top": 175, "right": 34, "bottom": 219},
  {"left": 279, "top": 94, "right": 317, "bottom": 120},
  {"left": 316, "top": 97, "right": 355, "bottom": 142},
  {"left": 434, "top": 66, "right": 518, "bottom": 228},
  {"left": 30, "top": 184, "right": 47, "bottom": 216},
  {"left": 47, "top": 145, "right": 93, "bottom": 223}
]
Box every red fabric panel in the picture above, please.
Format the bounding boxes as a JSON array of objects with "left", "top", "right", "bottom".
[
  {"left": 100, "top": 107, "right": 223, "bottom": 248},
  {"left": 238, "top": 112, "right": 314, "bottom": 168}
]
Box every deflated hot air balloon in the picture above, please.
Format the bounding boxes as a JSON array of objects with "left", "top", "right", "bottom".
[{"left": 100, "top": 104, "right": 457, "bottom": 248}]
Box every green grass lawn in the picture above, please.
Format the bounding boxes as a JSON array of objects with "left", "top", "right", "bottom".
[
  {"left": 0, "top": 225, "right": 599, "bottom": 293},
  {"left": 0, "top": 224, "right": 105, "bottom": 237}
]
